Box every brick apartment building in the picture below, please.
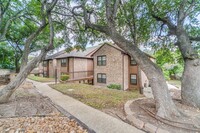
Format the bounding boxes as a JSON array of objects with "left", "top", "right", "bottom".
[{"left": 37, "top": 43, "right": 154, "bottom": 90}]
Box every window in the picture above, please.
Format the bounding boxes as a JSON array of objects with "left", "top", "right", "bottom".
[
  {"left": 130, "top": 74, "right": 137, "bottom": 85},
  {"left": 97, "top": 55, "right": 106, "bottom": 66},
  {"left": 43, "top": 61, "right": 47, "bottom": 67},
  {"left": 97, "top": 73, "right": 106, "bottom": 83},
  {"left": 61, "top": 59, "right": 67, "bottom": 67},
  {"left": 130, "top": 57, "right": 137, "bottom": 65}
]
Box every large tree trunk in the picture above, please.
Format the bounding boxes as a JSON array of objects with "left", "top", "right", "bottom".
[
  {"left": 110, "top": 31, "right": 180, "bottom": 119},
  {"left": 181, "top": 59, "right": 200, "bottom": 108},
  {"left": 20, "top": 23, "right": 48, "bottom": 71},
  {"left": 0, "top": 50, "right": 47, "bottom": 103},
  {"left": 82, "top": 1, "right": 180, "bottom": 119},
  {"left": 0, "top": 0, "right": 57, "bottom": 103},
  {"left": 15, "top": 56, "right": 20, "bottom": 73},
  {"left": 176, "top": 28, "right": 200, "bottom": 108}
]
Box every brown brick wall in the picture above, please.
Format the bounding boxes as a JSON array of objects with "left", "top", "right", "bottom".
[
  {"left": 74, "top": 58, "right": 89, "bottom": 79},
  {"left": 55, "top": 57, "right": 93, "bottom": 80},
  {"left": 123, "top": 55, "right": 129, "bottom": 90},
  {"left": 57, "top": 58, "right": 69, "bottom": 79},
  {"left": 93, "top": 44, "right": 123, "bottom": 88}
]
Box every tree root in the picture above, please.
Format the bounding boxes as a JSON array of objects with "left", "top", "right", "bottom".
[
  {"left": 139, "top": 106, "right": 200, "bottom": 132},
  {"left": 106, "top": 110, "right": 127, "bottom": 122}
]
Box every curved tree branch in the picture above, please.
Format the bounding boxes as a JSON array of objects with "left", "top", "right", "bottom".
[
  {"left": 82, "top": 1, "right": 109, "bottom": 34},
  {"left": 189, "top": 36, "right": 200, "bottom": 41}
]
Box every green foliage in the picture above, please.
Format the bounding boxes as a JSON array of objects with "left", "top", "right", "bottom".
[
  {"left": 1, "top": 0, "right": 64, "bottom": 71},
  {"left": 162, "top": 70, "right": 170, "bottom": 80},
  {"left": 0, "top": 42, "right": 15, "bottom": 69},
  {"left": 154, "top": 47, "right": 184, "bottom": 80},
  {"left": 107, "top": 84, "right": 121, "bottom": 90},
  {"left": 60, "top": 75, "right": 70, "bottom": 81}
]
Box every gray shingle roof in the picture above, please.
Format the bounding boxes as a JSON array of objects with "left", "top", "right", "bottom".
[
  {"left": 55, "top": 45, "right": 101, "bottom": 59},
  {"left": 44, "top": 45, "right": 101, "bottom": 60},
  {"left": 44, "top": 50, "right": 66, "bottom": 60}
]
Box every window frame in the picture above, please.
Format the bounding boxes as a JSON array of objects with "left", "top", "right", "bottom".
[
  {"left": 97, "top": 73, "right": 106, "bottom": 83},
  {"left": 61, "top": 58, "right": 67, "bottom": 67},
  {"left": 130, "top": 74, "right": 137, "bottom": 85},
  {"left": 97, "top": 55, "right": 106, "bottom": 66},
  {"left": 130, "top": 57, "right": 137, "bottom": 66}
]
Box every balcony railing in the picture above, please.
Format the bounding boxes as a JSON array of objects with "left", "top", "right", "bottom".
[{"left": 61, "top": 71, "right": 94, "bottom": 80}]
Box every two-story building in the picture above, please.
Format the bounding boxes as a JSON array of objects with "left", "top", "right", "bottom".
[
  {"left": 54, "top": 46, "right": 99, "bottom": 80},
  {"left": 91, "top": 43, "right": 153, "bottom": 90},
  {"left": 41, "top": 46, "right": 100, "bottom": 80},
  {"left": 38, "top": 43, "right": 154, "bottom": 90}
]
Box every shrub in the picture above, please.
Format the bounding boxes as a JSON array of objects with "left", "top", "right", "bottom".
[
  {"left": 107, "top": 84, "right": 121, "bottom": 90},
  {"left": 60, "top": 74, "right": 70, "bottom": 81}
]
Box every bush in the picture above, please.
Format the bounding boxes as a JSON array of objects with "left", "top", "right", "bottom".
[
  {"left": 107, "top": 84, "right": 121, "bottom": 90},
  {"left": 60, "top": 74, "right": 70, "bottom": 81}
]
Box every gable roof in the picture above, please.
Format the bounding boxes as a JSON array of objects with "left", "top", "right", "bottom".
[
  {"left": 44, "top": 50, "right": 66, "bottom": 60},
  {"left": 90, "top": 43, "right": 125, "bottom": 56},
  {"left": 91, "top": 43, "right": 155, "bottom": 59},
  {"left": 55, "top": 45, "right": 101, "bottom": 59}
]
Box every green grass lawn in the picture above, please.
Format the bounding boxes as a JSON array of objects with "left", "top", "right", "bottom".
[
  {"left": 168, "top": 80, "right": 181, "bottom": 88},
  {"left": 28, "top": 75, "right": 55, "bottom": 82},
  {"left": 49, "top": 83, "right": 142, "bottom": 109}
]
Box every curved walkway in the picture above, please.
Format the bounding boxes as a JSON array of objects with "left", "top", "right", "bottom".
[
  {"left": 143, "top": 83, "right": 180, "bottom": 98},
  {"left": 28, "top": 79, "right": 144, "bottom": 133}
]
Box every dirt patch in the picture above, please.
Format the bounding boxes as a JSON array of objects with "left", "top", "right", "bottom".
[
  {"left": 0, "top": 83, "right": 7, "bottom": 89},
  {"left": 130, "top": 98, "right": 200, "bottom": 133},
  {"left": 0, "top": 81, "right": 88, "bottom": 133},
  {"left": 0, "top": 81, "right": 60, "bottom": 117}
]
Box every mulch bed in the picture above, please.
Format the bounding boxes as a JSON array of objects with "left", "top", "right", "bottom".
[
  {"left": 0, "top": 81, "right": 89, "bottom": 133},
  {"left": 0, "top": 116, "right": 87, "bottom": 133}
]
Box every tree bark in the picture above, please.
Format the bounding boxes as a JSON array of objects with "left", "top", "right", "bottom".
[
  {"left": 82, "top": 1, "right": 180, "bottom": 118},
  {"left": 20, "top": 23, "right": 47, "bottom": 71},
  {"left": 181, "top": 59, "right": 200, "bottom": 108},
  {"left": 0, "top": 49, "right": 47, "bottom": 103},
  {"left": 176, "top": 28, "right": 200, "bottom": 108},
  {"left": 15, "top": 56, "right": 20, "bottom": 73},
  {"left": 148, "top": 0, "right": 200, "bottom": 110},
  {"left": 110, "top": 31, "right": 180, "bottom": 118},
  {"left": 0, "top": 0, "right": 57, "bottom": 103}
]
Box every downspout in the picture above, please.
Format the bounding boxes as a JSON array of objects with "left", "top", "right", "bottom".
[
  {"left": 47, "top": 60, "right": 49, "bottom": 77},
  {"left": 67, "top": 58, "right": 69, "bottom": 73},
  {"left": 92, "top": 57, "right": 94, "bottom": 85},
  {"left": 43, "top": 61, "right": 44, "bottom": 77},
  {"left": 73, "top": 57, "right": 75, "bottom": 79},
  {"left": 122, "top": 53, "right": 124, "bottom": 90}
]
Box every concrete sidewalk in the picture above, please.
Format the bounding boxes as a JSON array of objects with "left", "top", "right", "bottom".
[
  {"left": 28, "top": 79, "right": 144, "bottom": 133},
  {"left": 143, "top": 83, "right": 180, "bottom": 98}
]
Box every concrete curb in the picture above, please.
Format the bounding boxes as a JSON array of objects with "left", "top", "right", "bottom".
[{"left": 124, "top": 98, "right": 170, "bottom": 133}]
